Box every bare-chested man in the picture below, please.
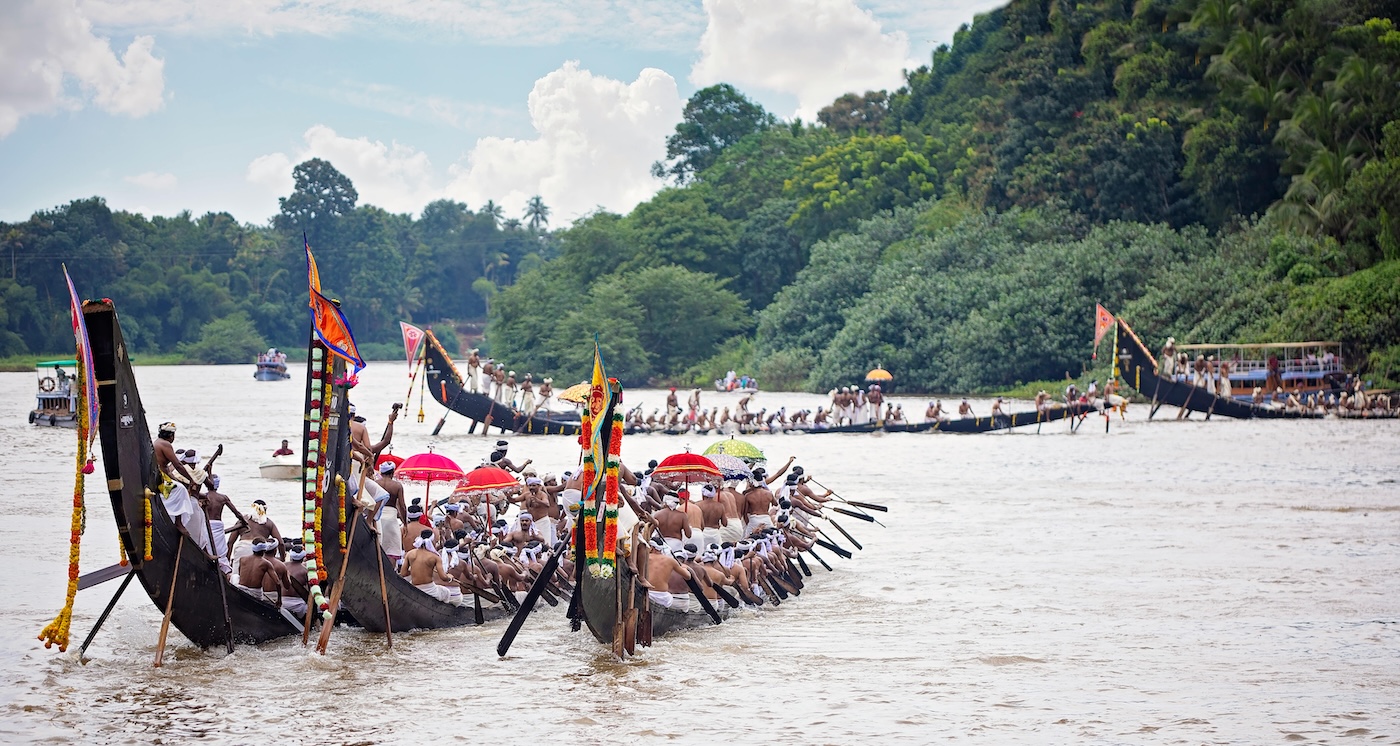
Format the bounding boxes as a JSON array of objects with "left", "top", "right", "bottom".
[
  {"left": 696, "top": 484, "right": 729, "bottom": 549},
  {"left": 401, "top": 529, "right": 453, "bottom": 602},
  {"left": 481, "top": 358, "right": 496, "bottom": 396},
  {"left": 373, "top": 460, "right": 406, "bottom": 519},
  {"left": 235, "top": 539, "right": 284, "bottom": 606},
  {"left": 519, "top": 374, "right": 535, "bottom": 413},
  {"left": 348, "top": 404, "right": 397, "bottom": 462},
  {"left": 466, "top": 348, "right": 481, "bottom": 393},
  {"left": 642, "top": 537, "right": 698, "bottom": 611},
  {"left": 958, "top": 399, "right": 974, "bottom": 418},
  {"left": 519, "top": 478, "right": 558, "bottom": 544},
  {"left": 535, "top": 378, "right": 553, "bottom": 415},
  {"left": 492, "top": 367, "right": 508, "bottom": 405},
  {"left": 202, "top": 474, "right": 246, "bottom": 575},
  {"left": 742, "top": 477, "right": 777, "bottom": 534},
  {"left": 228, "top": 499, "right": 285, "bottom": 563},
  {"left": 653, "top": 492, "right": 698, "bottom": 554},
  {"left": 400, "top": 500, "right": 436, "bottom": 554},
  {"left": 503, "top": 512, "right": 543, "bottom": 548},
  {"left": 152, "top": 423, "right": 216, "bottom": 557},
  {"left": 491, "top": 440, "right": 531, "bottom": 473},
  {"left": 285, "top": 544, "right": 311, "bottom": 614}
]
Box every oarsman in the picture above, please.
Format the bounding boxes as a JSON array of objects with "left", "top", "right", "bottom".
[
  {"left": 737, "top": 393, "right": 753, "bottom": 420},
  {"left": 235, "top": 539, "right": 284, "bottom": 606},
  {"left": 677, "top": 544, "right": 722, "bottom": 605},
  {"left": 665, "top": 387, "right": 680, "bottom": 419},
  {"left": 490, "top": 441, "right": 532, "bottom": 473},
  {"left": 534, "top": 378, "right": 553, "bottom": 416},
  {"left": 1192, "top": 354, "right": 1207, "bottom": 388},
  {"left": 519, "top": 374, "right": 535, "bottom": 414},
  {"left": 688, "top": 387, "right": 702, "bottom": 422},
  {"left": 1034, "top": 391, "right": 1049, "bottom": 412},
  {"left": 868, "top": 385, "right": 884, "bottom": 421},
  {"left": 260, "top": 543, "right": 306, "bottom": 617},
  {"left": 481, "top": 358, "right": 496, "bottom": 396},
  {"left": 519, "top": 477, "right": 558, "bottom": 545},
  {"left": 653, "top": 492, "right": 697, "bottom": 554},
  {"left": 284, "top": 545, "right": 311, "bottom": 615},
  {"left": 889, "top": 404, "right": 906, "bottom": 424},
  {"left": 435, "top": 538, "right": 467, "bottom": 606},
  {"left": 641, "top": 537, "right": 698, "bottom": 611},
  {"left": 695, "top": 484, "right": 728, "bottom": 549},
  {"left": 201, "top": 474, "right": 246, "bottom": 575},
  {"left": 152, "top": 422, "right": 216, "bottom": 560},
  {"left": 400, "top": 500, "right": 436, "bottom": 555},
  {"left": 441, "top": 502, "right": 466, "bottom": 534},
  {"left": 742, "top": 475, "right": 778, "bottom": 534},
  {"left": 813, "top": 408, "right": 830, "bottom": 429},
  {"left": 466, "top": 348, "right": 482, "bottom": 393},
  {"left": 504, "top": 371, "right": 519, "bottom": 407},
  {"left": 373, "top": 460, "right": 407, "bottom": 520},
  {"left": 991, "top": 397, "right": 1007, "bottom": 419},
  {"left": 503, "top": 511, "right": 542, "bottom": 548},
  {"left": 493, "top": 366, "right": 508, "bottom": 405},
  {"left": 1252, "top": 386, "right": 1265, "bottom": 405},
  {"left": 229, "top": 499, "right": 285, "bottom": 564},
  {"left": 401, "top": 529, "right": 453, "bottom": 602},
  {"left": 1159, "top": 337, "right": 1177, "bottom": 379},
  {"left": 348, "top": 403, "right": 396, "bottom": 462},
  {"left": 958, "top": 399, "right": 974, "bottom": 418},
  {"left": 1218, "top": 362, "right": 1233, "bottom": 399},
  {"left": 1065, "top": 381, "right": 1079, "bottom": 403},
  {"left": 1086, "top": 380, "right": 1098, "bottom": 399}
]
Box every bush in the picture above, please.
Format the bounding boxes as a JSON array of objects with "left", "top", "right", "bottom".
[{"left": 178, "top": 312, "right": 266, "bottom": 364}]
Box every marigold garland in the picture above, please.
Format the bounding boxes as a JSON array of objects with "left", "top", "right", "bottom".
[
  {"left": 143, "top": 489, "right": 153, "bottom": 561},
  {"left": 37, "top": 356, "right": 91, "bottom": 651}
]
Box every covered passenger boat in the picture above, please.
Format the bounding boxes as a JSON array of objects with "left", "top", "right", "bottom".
[
  {"left": 421, "top": 330, "right": 582, "bottom": 436},
  {"left": 89, "top": 299, "right": 301, "bottom": 648},
  {"left": 30, "top": 359, "right": 80, "bottom": 428}
]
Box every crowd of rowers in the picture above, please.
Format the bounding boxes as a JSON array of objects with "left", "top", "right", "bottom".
[
  {"left": 1156, "top": 338, "right": 1394, "bottom": 415},
  {"left": 149, "top": 407, "right": 852, "bottom": 620}
]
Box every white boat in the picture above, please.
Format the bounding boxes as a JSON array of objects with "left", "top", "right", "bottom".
[
  {"left": 258, "top": 454, "right": 301, "bottom": 480},
  {"left": 30, "top": 359, "right": 79, "bottom": 428}
]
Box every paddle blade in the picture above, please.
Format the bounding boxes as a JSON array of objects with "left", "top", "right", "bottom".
[
  {"left": 830, "top": 506, "right": 876, "bottom": 523},
  {"left": 497, "top": 551, "right": 563, "bottom": 657}
]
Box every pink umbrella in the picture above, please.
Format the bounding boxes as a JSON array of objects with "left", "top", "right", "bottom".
[
  {"left": 396, "top": 449, "right": 465, "bottom": 505},
  {"left": 453, "top": 465, "right": 521, "bottom": 527}
]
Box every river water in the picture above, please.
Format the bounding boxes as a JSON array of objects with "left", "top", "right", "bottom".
[{"left": 1, "top": 363, "right": 1397, "bottom": 744}]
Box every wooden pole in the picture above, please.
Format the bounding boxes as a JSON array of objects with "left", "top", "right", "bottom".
[
  {"left": 153, "top": 534, "right": 186, "bottom": 667},
  {"left": 77, "top": 571, "right": 135, "bottom": 663}
]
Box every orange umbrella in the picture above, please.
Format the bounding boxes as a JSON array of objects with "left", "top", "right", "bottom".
[{"left": 865, "top": 367, "right": 893, "bottom": 382}]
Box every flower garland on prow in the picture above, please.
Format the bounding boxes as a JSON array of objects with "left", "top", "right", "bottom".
[
  {"left": 302, "top": 346, "right": 330, "bottom": 622},
  {"left": 601, "top": 379, "right": 623, "bottom": 575},
  {"left": 37, "top": 355, "right": 91, "bottom": 652},
  {"left": 579, "top": 407, "right": 600, "bottom": 575}
]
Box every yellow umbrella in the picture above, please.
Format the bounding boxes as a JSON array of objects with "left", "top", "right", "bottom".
[
  {"left": 557, "top": 382, "right": 591, "bottom": 404},
  {"left": 865, "top": 367, "right": 893, "bottom": 382}
]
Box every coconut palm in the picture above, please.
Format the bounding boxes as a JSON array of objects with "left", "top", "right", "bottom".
[
  {"left": 480, "top": 200, "right": 504, "bottom": 227},
  {"left": 524, "top": 195, "right": 550, "bottom": 232}
]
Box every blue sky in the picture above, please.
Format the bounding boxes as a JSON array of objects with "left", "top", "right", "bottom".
[{"left": 0, "top": 0, "right": 1006, "bottom": 227}]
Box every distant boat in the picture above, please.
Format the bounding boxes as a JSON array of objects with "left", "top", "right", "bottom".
[
  {"left": 258, "top": 454, "right": 300, "bottom": 480},
  {"left": 714, "top": 375, "right": 758, "bottom": 393},
  {"left": 29, "top": 359, "right": 79, "bottom": 428},
  {"left": 254, "top": 350, "right": 290, "bottom": 381}
]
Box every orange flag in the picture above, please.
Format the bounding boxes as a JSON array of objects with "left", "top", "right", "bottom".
[
  {"left": 1092, "top": 303, "right": 1115, "bottom": 359},
  {"left": 305, "top": 236, "right": 366, "bottom": 372}
]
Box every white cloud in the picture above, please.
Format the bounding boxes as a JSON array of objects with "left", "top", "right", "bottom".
[
  {"left": 246, "top": 62, "right": 680, "bottom": 222},
  {"left": 0, "top": 0, "right": 166, "bottom": 137},
  {"left": 444, "top": 61, "right": 680, "bottom": 221},
  {"left": 691, "top": 0, "right": 915, "bottom": 120},
  {"left": 124, "top": 171, "right": 177, "bottom": 189},
  {"left": 78, "top": 0, "right": 707, "bottom": 48}
]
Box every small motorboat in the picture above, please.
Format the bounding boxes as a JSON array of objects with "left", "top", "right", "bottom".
[
  {"left": 258, "top": 454, "right": 301, "bottom": 480},
  {"left": 30, "top": 359, "right": 79, "bottom": 428}
]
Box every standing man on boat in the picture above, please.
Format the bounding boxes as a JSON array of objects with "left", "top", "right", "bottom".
[
  {"left": 688, "top": 387, "right": 702, "bottom": 424},
  {"left": 666, "top": 387, "right": 680, "bottom": 420},
  {"left": 534, "top": 378, "right": 553, "bottom": 416},
  {"left": 202, "top": 474, "right": 245, "bottom": 576},
  {"left": 152, "top": 423, "right": 216, "bottom": 561},
  {"left": 373, "top": 460, "right": 407, "bottom": 520},
  {"left": 958, "top": 399, "right": 974, "bottom": 419},
  {"left": 481, "top": 358, "right": 496, "bottom": 397},
  {"left": 466, "top": 348, "right": 482, "bottom": 393},
  {"left": 519, "top": 374, "right": 535, "bottom": 415},
  {"left": 1159, "top": 338, "right": 1177, "bottom": 379}
]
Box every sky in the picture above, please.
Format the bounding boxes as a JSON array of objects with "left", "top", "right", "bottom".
[{"left": 0, "top": 0, "right": 1007, "bottom": 228}]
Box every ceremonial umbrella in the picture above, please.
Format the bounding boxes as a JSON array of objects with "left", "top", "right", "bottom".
[
  {"left": 651, "top": 450, "right": 721, "bottom": 486},
  {"left": 454, "top": 465, "right": 521, "bottom": 526},
  {"left": 703, "top": 436, "right": 765, "bottom": 464},
  {"left": 375, "top": 452, "right": 405, "bottom": 471},
  {"left": 557, "top": 382, "right": 591, "bottom": 404},
  {"left": 865, "top": 367, "right": 893, "bottom": 382},
  {"left": 706, "top": 453, "right": 752, "bottom": 481},
  {"left": 395, "top": 449, "right": 465, "bottom": 506}
]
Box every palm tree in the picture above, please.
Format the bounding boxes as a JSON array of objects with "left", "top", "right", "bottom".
[
  {"left": 524, "top": 195, "right": 550, "bottom": 232},
  {"left": 481, "top": 200, "right": 504, "bottom": 227}
]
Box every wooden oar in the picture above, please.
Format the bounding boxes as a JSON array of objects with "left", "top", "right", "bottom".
[
  {"left": 77, "top": 571, "right": 134, "bottom": 664},
  {"left": 197, "top": 503, "right": 235, "bottom": 655},
  {"left": 432, "top": 384, "right": 465, "bottom": 436},
  {"left": 840, "top": 498, "right": 888, "bottom": 513},
  {"left": 806, "top": 548, "right": 832, "bottom": 571},
  {"left": 496, "top": 543, "right": 566, "bottom": 657},
  {"left": 372, "top": 514, "right": 393, "bottom": 648},
  {"left": 813, "top": 537, "right": 852, "bottom": 559},
  {"left": 153, "top": 534, "right": 186, "bottom": 667},
  {"left": 822, "top": 515, "right": 863, "bottom": 550},
  {"left": 683, "top": 569, "right": 723, "bottom": 624},
  {"left": 829, "top": 506, "right": 876, "bottom": 523},
  {"left": 77, "top": 562, "right": 130, "bottom": 591},
  {"left": 794, "top": 552, "right": 812, "bottom": 577}
]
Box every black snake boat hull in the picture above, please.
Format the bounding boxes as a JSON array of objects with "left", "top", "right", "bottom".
[
  {"left": 89, "top": 300, "right": 299, "bottom": 647},
  {"left": 1116, "top": 318, "right": 1323, "bottom": 420},
  {"left": 422, "top": 331, "right": 582, "bottom": 435}
]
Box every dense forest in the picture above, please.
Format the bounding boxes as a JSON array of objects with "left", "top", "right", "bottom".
[{"left": 4, "top": 0, "right": 1400, "bottom": 391}]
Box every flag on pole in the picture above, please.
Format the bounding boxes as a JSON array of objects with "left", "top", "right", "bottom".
[
  {"left": 1092, "top": 303, "right": 1115, "bottom": 360},
  {"left": 399, "top": 321, "right": 425, "bottom": 368},
  {"left": 62, "top": 265, "right": 98, "bottom": 446},
  {"left": 305, "top": 235, "right": 366, "bottom": 372}
]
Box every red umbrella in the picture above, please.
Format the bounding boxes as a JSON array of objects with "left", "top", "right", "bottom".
[
  {"left": 395, "top": 450, "right": 465, "bottom": 505},
  {"left": 652, "top": 451, "right": 721, "bottom": 486},
  {"left": 457, "top": 465, "right": 520, "bottom": 495},
  {"left": 376, "top": 453, "right": 405, "bottom": 471}
]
